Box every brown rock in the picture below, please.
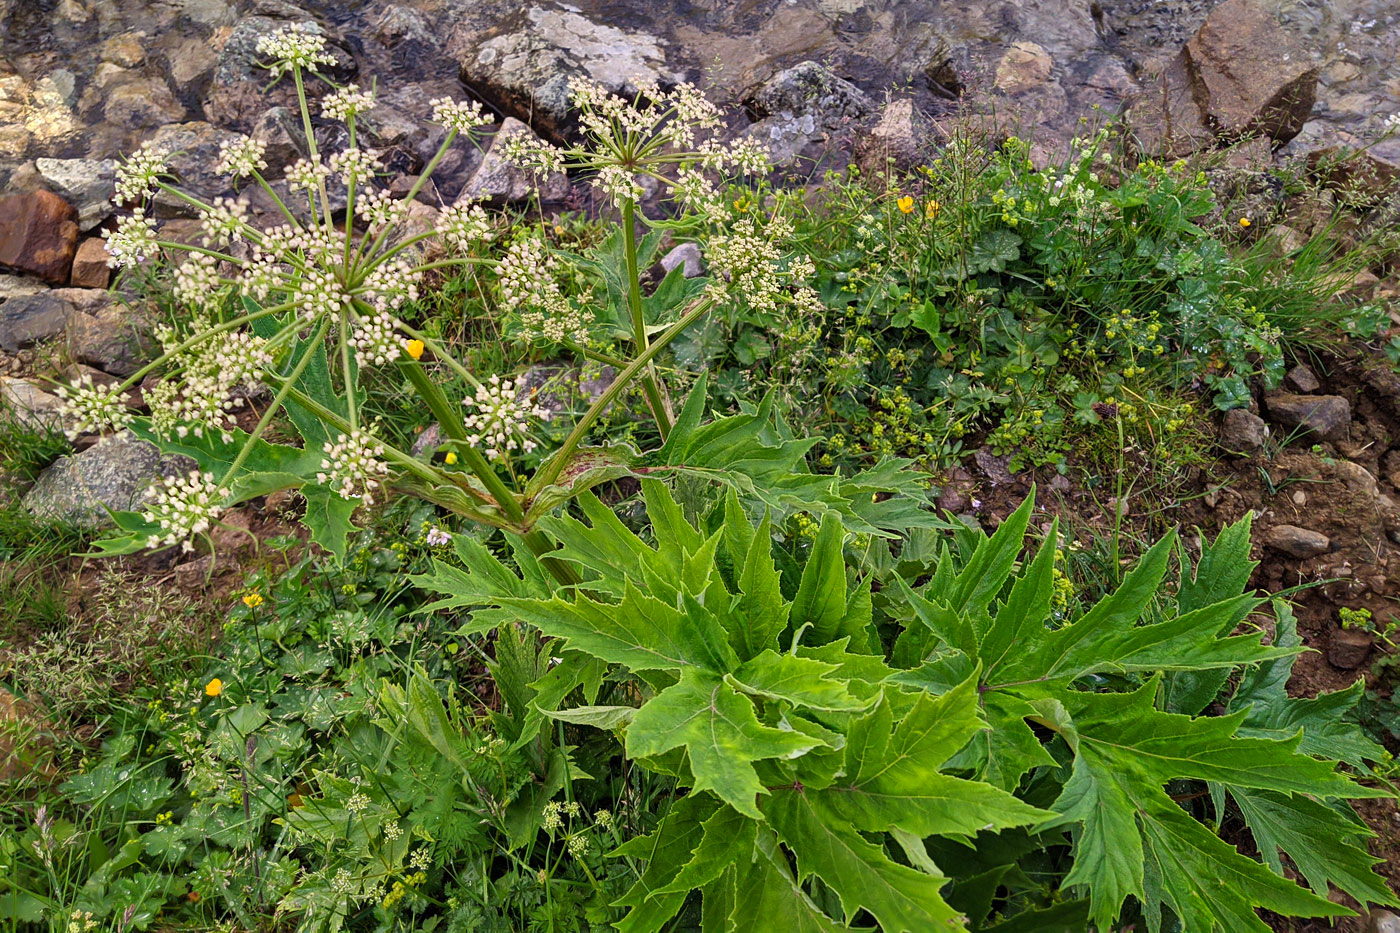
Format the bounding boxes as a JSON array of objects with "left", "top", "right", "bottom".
[
  {"left": 1327, "top": 627, "right": 1372, "bottom": 670},
  {"left": 1184, "top": 0, "right": 1317, "bottom": 144},
  {"left": 1265, "top": 393, "right": 1350, "bottom": 440},
  {"left": 1307, "top": 146, "right": 1400, "bottom": 195},
  {"left": 0, "top": 190, "right": 80, "bottom": 284},
  {"left": 1220, "top": 408, "right": 1268, "bottom": 453},
  {"left": 856, "top": 98, "right": 929, "bottom": 173},
  {"left": 995, "top": 42, "right": 1053, "bottom": 95},
  {"left": 1125, "top": 52, "right": 1215, "bottom": 159},
  {"left": 69, "top": 237, "right": 110, "bottom": 288},
  {"left": 1285, "top": 363, "right": 1320, "bottom": 393},
  {"left": 1331, "top": 460, "right": 1379, "bottom": 500},
  {"left": 1264, "top": 524, "right": 1330, "bottom": 558}
]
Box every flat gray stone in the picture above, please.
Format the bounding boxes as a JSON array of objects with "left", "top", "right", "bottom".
[
  {"left": 1264, "top": 524, "right": 1330, "bottom": 559},
  {"left": 0, "top": 292, "right": 74, "bottom": 352},
  {"left": 0, "top": 376, "right": 68, "bottom": 433},
  {"left": 23, "top": 430, "right": 193, "bottom": 529},
  {"left": 34, "top": 157, "right": 117, "bottom": 231},
  {"left": 1265, "top": 393, "right": 1351, "bottom": 441}
]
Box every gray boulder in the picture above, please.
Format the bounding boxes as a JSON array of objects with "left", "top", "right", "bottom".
[
  {"left": 34, "top": 158, "right": 117, "bottom": 231},
  {"left": 0, "top": 293, "right": 74, "bottom": 352},
  {"left": 23, "top": 430, "right": 193, "bottom": 529}
]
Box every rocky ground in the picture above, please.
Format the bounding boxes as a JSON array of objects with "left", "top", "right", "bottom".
[{"left": 3, "top": 0, "right": 1400, "bottom": 927}]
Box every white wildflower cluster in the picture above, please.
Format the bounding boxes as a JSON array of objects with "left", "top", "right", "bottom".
[
  {"left": 591, "top": 164, "right": 644, "bottom": 208},
  {"left": 704, "top": 215, "right": 807, "bottom": 315},
  {"left": 294, "top": 267, "right": 352, "bottom": 321},
  {"left": 54, "top": 375, "right": 132, "bottom": 439},
  {"left": 173, "top": 252, "right": 224, "bottom": 309},
  {"left": 103, "top": 208, "right": 159, "bottom": 268},
  {"left": 566, "top": 835, "right": 590, "bottom": 858},
  {"left": 329, "top": 147, "right": 380, "bottom": 187},
  {"left": 429, "top": 96, "right": 491, "bottom": 133},
  {"left": 361, "top": 257, "right": 420, "bottom": 311},
  {"left": 114, "top": 141, "right": 169, "bottom": 203},
  {"left": 148, "top": 321, "right": 272, "bottom": 441},
  {"left": 496, "top": 237, "right": 561, "bottom": 310},
  {"left": 435, "top": 203, "right": 493, "bottom": 252},
  {"left": 215, "top": 135, "right": 268, "bottom": 178},
  {"left": 383, "top": 821, "right": 403, "bottom": 841},
  {"left": 255, "top": 23, "right": 337, "bottom": 79},
  {"left": 355, "top": 188, "right": 408, "bottom": 228},
  {"left": 141, "top": 470, "right": 225, "bottom": 552},
  {"left": 285, "top": 157, "right": 332, "bottom": 193},
  {"left": 462, "top": 375, "right": 550, "bottom": 460},
  {"left": 322, "top": 84, "right": 375, "bottom": 121},
  {"left": 239, "top": 252, "right": 282, "bottom": 301},
  {"left": 499, "top": 131, "right": 566, "bottom": 177},
  {"left": 350, "top": 310, "right": 401, "bottom": 367},
  {"left": 519, "top": 295, "right": 593, "bottom": 346},
  {"left": 669, "top": 166, "right": 721, "bottom": 214},
  {"left": 199, "top": 197, "right": 249, "bottom": 247},
  {"left": 318, "top": 428, "right": 390, "bottom": 504}
]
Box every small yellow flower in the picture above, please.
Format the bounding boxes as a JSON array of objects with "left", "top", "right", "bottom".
[
  {"left": 405, "top": 339, "right": 425, "bottom": 360},
  {"left": 444, "top": 450, "right": 458, "bottom": 465},
  {"left": 896, "top": 196, "right": 915, "bottom": 214},
  {"left": 925, "top": 199, "right": 941, "bottom": 217},
  {"left": 204, "top": 678, "right": 223, "bottom": 697},
  {"left": 242, "top": 593, "right": 263, "bottom": 609},
  {"left": 1238, "top": 216, "right": 1251, "bottom": 228}
]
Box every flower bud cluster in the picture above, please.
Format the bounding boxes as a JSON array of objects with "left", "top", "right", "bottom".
[
  {"left": 318, "top": 428, "right": 390, "bottom": 504},
  {"left": 54, "top": 375, "right": 132, "bottom": 439},
  {"left": 295, "top": 267, "right": 352, "bottom": 321},
  {"left": 286, "top": 157, "right": 332, "bottom": 193},
  {"left": 355, "top": 188, "right": 408, "bottom": 228},
  {"left": 114, "top": 141, "right": 169, "bottom": 203},
  {"left": 255, "top": 23, "right": 337, "bottom": 79},
  {"left": 173, "top": 252, "right": 225, "bottom": 309},
  {"left": 435, "top": 203, "right": 493, "bottom": 252},
  {"left": 462, "top": 375, "right": 550, "bottom": 460},
  {"left": 148, "top": 320, "right": 272, "bottom": 442},
  {"left": 704, "top": 215, "right": 808, "bottom": 315},
  {"left": 350, "top": 310, "right": 402, "bottom": 367},
  {"left": 362, "top": 257, "right": 420, "bottom": 312},
  {"left": 429, "top": 97, "right": 492, "bottom": 133},
  {"left": 215, "top": 136, "right": 268, "bottom": 178},
  {"left": 496, "top": 237, "right": 561, "bottom": 311},
  {"left": 322, "top": 84, "right": 375, "bottom": 121},
  {"left": 199, "top": 197, "right": 250, "bottom": 247},
  {"left": 142, "top": 471, "right": 225, "bottom": 552},
  {"left": 329, "top": 147, "right": 380, "bottom": 187},
  {"left": 104, "top": 209, "right": 159, "bottom": 268},
  {"left": 519, "top": 295, "right": 594, "bottom": 346}
]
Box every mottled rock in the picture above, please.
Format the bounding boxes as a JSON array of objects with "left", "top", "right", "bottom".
[
  {"left": 66, "top": 297, "right": 153, "bottom": 377},
  {"left": 1220, "top": 408, "right": 1268, "bottom": 453},
  {"left": 1265, "top": 393, "right": 1351, "bottom": 440},
  {"left": 1327, "top": 627, "right": 1373, "bottom": 670},
  {"left": 749, "top": 61, "right": 874, "bottom": 166},
  {"left": 995, "top": 42, "right": 1053, "bottom": 94},
  {"left": 34, "top": 158, "right": 117, "bottom": 231},
  {"left": 1369, "top": 910, "right": 1400, "bottom": 933},
  {"left": 1285, "top": 363, "right": 1320, "bottom": 393},
  {"left": 660, "top": 242, "right": 703, "bottom": 279},
  {"left": 0, "top": 376, "right": 67, "bottom": 432},
  {"left": 145, "top": 122, "right": 243, "bottom": 214},
  {"left": 1125, "top": 53, "right": 1215, "bottom": 159},
  {"left": 0, "top": 190, "right": 80, "bottom": 284},
  {"left": 102, "top": 76, "right": 186, "bottom": 128},
  {"left": 0, "top": 274, "right": 49, "bottom": 301},
  {"left": 205, "top": 14, "right": 355, "bottom": 131},
  {"left": 101, "top": 32, "right": 147, "bottom": 68},
  {"left": 250, "top": 106, "right": 305, "bottom": 175},
  {"left": 69, "top": 238, "right": 111, "bottom": 289},
  {"left": 0, "top": 293, "right": 74, "bottom": 351},
  {"left": 855, "top": 98, "right": 929, "bottom": 173},
  {"left": 166, "top": 36, "right": 220, "bottom": 90},
  {"left": 1264, "top": 524, "right": 1330, "bottom": 558},
  {"left": 1331, "top": 460, "right": 1379, "bottom": 500},
  {"left": 456, "top": 5, "right": 680, "bottom": 141},
  {"left": 23, "top": 430, "right": 192, "bottom": 529},
  {"left": 455, "top": 118, "right": 570, "bottom": 204}
]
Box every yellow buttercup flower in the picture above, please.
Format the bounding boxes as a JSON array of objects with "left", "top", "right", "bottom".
[
  {"left": 445, "top": 450, "right": 458, "bottom": 465},
  {"left": 1238, "top": 216, "right": 1251, "bottom": 228},
  {"left": 242, "top": 593, "right": 263, "bottom": 608},
  {"left": 205, "top": 678, "right": 223, "bottom": 697},
  {"left": 896, "top": 196, "right": 915, "bottom": 214},
  {"left": 405, "top": 339, "right": 425, "bottom": 360},
  {"left": 925, "top": 199, "right": 941, "bottom": 217}
]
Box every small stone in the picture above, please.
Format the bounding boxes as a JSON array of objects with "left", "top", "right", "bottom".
[
  {"left": 660, "top": 243, "right": 703, "bottom": 279},
  {"left": 855, "top": 97, "right": 927, "bottom": 172},
  {"left": 101, "top": 76, "right": 186, "bottom": 128},
  {"left": 0, "top": 190, "right": 80, "bottom": 284},
  {"left": 0, "top": 376, "right": 67, "bottom": 433},
  {"left": 22, "top": 430, "right": 193, "bottom": 530},
  {"left": 250, "top": 106, "right": 304, "bottom": 175},
  {"left": 995, "top": 42, "right": 1053, "bottom": 94},
  {"left": 0, "top": 292, "right": 74, "bottom": 352},
  {"left": 936, "top": 488, "right": 966, "bottom": 512},
  {"left": 175, "top": 555, "right": 224, "bottom": 593},
  {"left": 1331, "top": 460, "right": 1379, "bottom": 500},
  {"left": 33, "top": 157, "right": 117, "bottom": 231},
  {"left": 1285, "top": 363, "right": 1320, "bottom": 393},
  {"left": 1291, "top": 490, "right": 1306, "bottom": 506},
  {"left": 100, "top": 33, "right": 147, "bottom": 68},
  {"left": 69, "top": 238, "right": 111, "bottom": 288},
  {"left": 1327, "top": 627, "right": 1373, "bottom": 670},
  {"left": 1368, "top": 909, "right": 1400, "bottom": 933},
  {"left": 166, "top": 37, "right": 220, "bottom": 87},
  {"left": 1264, "top": 524, "right": 1330, "bottom": 558},
  {"left": 1220, "top": 408, "right": 1268, "bottom": 453},
  {"left": 1265, "top": 393, "right": 1351, "bottom": 440}
]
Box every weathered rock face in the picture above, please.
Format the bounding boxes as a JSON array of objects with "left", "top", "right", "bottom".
[
  {"left": 0, "top": 292, "right": 75, "bottom": 351},
  {"left": 22, "top": 429, "right": 192, "bottom": 529},
  {"left": 455, "top": 118, "right": 570, "bottom": 204},
  {"left": 748, "top": 61, "right": 875, "bottom": 166},
  {"left": 64, "top": 295, "right": 153, "bottom": 377},
  {"left": 0, "top": 190, "right": 80, "bottom": 284},
  {"left": 0, "top": 376, "right": 68, "bottom": 432},
  {"left": 1126, "top": 0, "right": 1317, "bottom": 157},
  {"left": 34, "top": 157, "right": 116, "bottom": 231}
]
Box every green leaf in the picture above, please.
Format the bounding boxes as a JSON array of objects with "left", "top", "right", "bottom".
[
  {"left": 627, "top": 669, "right": 821, "bottom": 819},
  {"left": 764, "top": 786, "right": 966, "bottom": 932},
  {"left": 540, "top": 705, "right": 637, "bottom": 730},
  {"left": 725, "top": 650, "right": 869, "bottom": 712},
  {"left": 611, "top": 795, "right": 717, "bottom": 933},
  {"left": 523, "top": 445, "right": 640, "bottom": 524},
  {"left": 728, "top": 827, "right": 848, "bottom": 932},
  {"left": 790, "top": 512, "right": 849, "bottom": 646},
  {"left": 652, "top": 806, "right": 757, "bottom": 896},
  {"left": 299, "top": 485, "right": 360, "bottom": 564}
]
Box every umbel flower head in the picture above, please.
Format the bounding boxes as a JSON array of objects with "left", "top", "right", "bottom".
[
  {"left": 54, "top": 375, "right": 132, "bottom": 439},
  {"left": 142, "top": 470, "right": 226, "bottom": 552},
  {"left": 255, "top": 22, "right": 337, "bottom": 79},
  {"left": 462, "top": 376, "right": 551, "bottom": 460},
  {"left": 318, "top": 428, "right": 390, "bottom": 504}
]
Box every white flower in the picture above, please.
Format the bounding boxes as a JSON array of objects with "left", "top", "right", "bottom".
[
  {"left": 350, "top": 310, "right": 401, "bottom": 367},
  {"left": 703, "top": 215, "right": 800, "bottom": 315},
  {"left": 255, "top": 23, "right": 337, "bottom": 79},
  {"left": 141, "top": 471, "right": 225, "bottom": 552},
  {"left": 322, "top": 84, "right": 375, "bottom": 121},
  {"left": 496, "top": 237, "right": 560, "bottom": 311},
  {"left": 240, "top": 253, "right": 283, "bottom": 302},
  {"left": 461, "top": 375, "right": 550, "bottom": 460},
  {"left": 429, "top": 96, "right": 491, "bottom": 133},
  {"left": 519, "top": 294, "right": 593, "bottom": 346},
  {"left": 355, "top": 188, "right": 407, "bottom": 228},
  {"left": 361, "top": 258, "right": 419, "bottom": 312},
  {"left": 499, "top": 132, "right": 566, "bottom": 177},
  {"left": 345, "top": 792, "right": 370, "bottom": 813},
  {"left": 103, "top": 209, "right": 159, "bottom": 268},
  {"left": 173, "top": 252, "right": 224, "bottom": 308},
  {"left": 285, "top": 157, "right": 332, "bottom": 193},
  {"left": 199, "top": 197, "right": 249, "bottom": 247},
  {"left": 54, "top": 375, "right": 132, "bottom": 439},
  {"left": 318, "top": 428, "right": 390, "bottom": 504},
  {"left": 434, "top": 203, "right": 493, "bottom": 252},
  {"left": 147, "top": 320, "right": 272, "bottom": 442},
  {"left": 591, "top": 164, "right": 644, "bottom": 207},
  {"left": 329, "top": 147, "right": 380, "bottom": 187},
  {"left": 294, "top": 267, "right": 352, "bottom": 321},
  {"left": 114, "top": 141, "right": 169, "bottom": 203},
  {"left": 215, "top": 136, "right": 268, "bottom": 178}
]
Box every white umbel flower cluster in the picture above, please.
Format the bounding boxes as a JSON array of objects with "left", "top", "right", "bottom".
[
  {"left": 318, "top": 428, "right": 390, "bottom": 504},
  {"left": 199, "top": 197, "right": 249, "bottom": 247},
  {"left": 329, "top": 147, "right": 380, "bottom": 187},
  {"left": 435, "top": 203, "right": 492, "bottom": 252},
  {"left": 295, "top": 267, "right": 352, "bottom": 321},
  {"left": 54, "top": 375, "right": 132, "bottom": 439},
  {"left": 173, "top": 252, "right": 225, "bottom": 309},
  {"left": 103, "top": 209, "right": 159, "bottom": 268},
  {"left": 429, "top": 97, "right": 491, "bottom": 133},
  {"left": 519, "top": 295, "right": 594, "bottom": 346},
  {"left": 350, "top": 310, "right": 401, "bottom": 367},
  {"left": 114, "top": 141, "right": 169, "bottom": 203},
  {"left": 361, "top": 258, "right": 420, "bottom": 312},
  {"left": 147, "top": 321, "right": 272, "bottom": 442},
  {"left": 499, "top": 132, "right": 566, "bottom": 177},
  {"left": 142, "top": 470, "right": 225, "bottom": 552},
  {"left": 322, "top": 84, "right": 375, "bottom": 121},
  {"left": 591, "top": 164, "right": 644, "bottom": 208},
  {"left": 255, "top": 23, "right": 337, "bottom": 79},
  {"left": 496, "top": 237, "right": 560, "bottom": 310},
  {"left": 215, "top": 135, "right": 268, "bottom": 178},
  {"left": 462, "top": 375, "right": 550, "bottom": 460},
  {"left": 704, "top": 215, "right": 804, "bottom": 315},
  {"left": 286, "top": 157, "right": 332, "bottom": 193},
  {"left": 355, "top": 188, "right": 408, "bottom": 228}
]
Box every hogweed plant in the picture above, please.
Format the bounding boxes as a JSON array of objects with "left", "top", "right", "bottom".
[{"left": 65, "top": 23, "right": 923, "bottom": 571}]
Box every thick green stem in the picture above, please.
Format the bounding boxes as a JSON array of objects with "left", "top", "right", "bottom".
[{"left": 621, "top": 199, "right": 672, "bottom": 439}]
